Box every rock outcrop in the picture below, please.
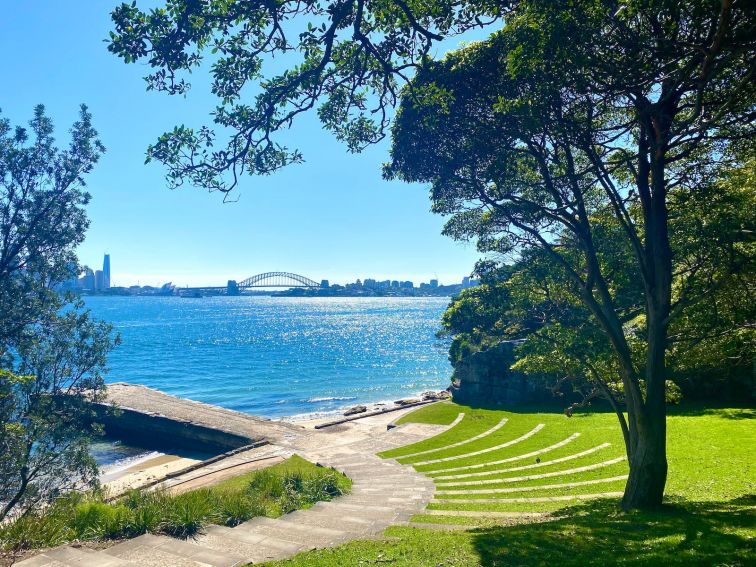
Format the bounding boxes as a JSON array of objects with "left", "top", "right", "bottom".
[
  {"left": 450, "top": 341, "right": 540, "bottom": 406},
  {"left": 343, "top": 404, "right": 368, "bottom": 416},
  {"left": 421, "top": 390, "right": 451, "bottom": 401}
]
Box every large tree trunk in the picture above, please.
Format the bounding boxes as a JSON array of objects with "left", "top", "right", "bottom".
[
  {"left": 621, "top": 118, "right": 673, "bottom": 509},
  {"left": 622, "top": 404, "right": 667, "bottom": 509}
]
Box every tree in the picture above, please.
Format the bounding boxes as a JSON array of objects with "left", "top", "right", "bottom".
[
  {"left": 108, "top": 1, "right": 755, "bottom": 508},
  {"left": 0, "top": 105, "right": 101, "bottom": 344},
  {"left": 0, "top": 106, "right": 117, "bottom": 521},
  {"left": 384, "top": 12, "right": 754, "bottom": 507}
]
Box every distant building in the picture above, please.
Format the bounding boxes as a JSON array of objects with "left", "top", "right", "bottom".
[
  {"left": 462, "top": 276, "right": 470, "bottom": 287},
  {"left": 345, "top": 279, "right": 363, "bottom": 290},
  {"left": 159, "top": 282, "right": 175, "bottom": 295},
  {"left": 430, "top": 279, "right": 439, "bottom": 288},
  {"left": 94, "top": 270, "right": 105, "bottom": 291},
  {"left": 78, "top": 269, "right": 95, "bottom": 290},
  {"left": 102, "top": 254, "right": 111, "bottom": 289},
  {"left": 391, "top": 280, "right": 399, "bottom": 288},
  {"left": 400, "top": 281, "right": 414, "bottom": 289},
  {"left": 227, "top": 280, "right": 240, "bottom": 295},
  {"left": 363, "top": 278, "right": 377, "bottom": 289},
  {"left": 320, "top": 279, "right": 330, "bottom": 288}
]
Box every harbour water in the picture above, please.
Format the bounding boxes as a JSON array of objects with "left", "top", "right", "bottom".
[{"left": 84, "top": 295, "right": 453, "bottom": 420}]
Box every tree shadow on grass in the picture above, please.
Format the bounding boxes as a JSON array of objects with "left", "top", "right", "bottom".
[
  {"left": 469, "top": 498, "right": 755, "bottom": 566},
  {"left": 455, "top": 399, "right": 756, "bottom": 420},
  {"left": 667, "top": 404, "right": 756, "bottom": 420}
]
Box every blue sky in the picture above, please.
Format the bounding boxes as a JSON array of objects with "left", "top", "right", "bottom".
[{"left": 1, "top": 2, "right": 483, "bottom": 288}]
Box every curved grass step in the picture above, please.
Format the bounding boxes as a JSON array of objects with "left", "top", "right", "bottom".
[
  {"left": 410, "top": 424, "right": 545, "bottom": 466},
  {"left": 424, "top": 433, "right": 581, "bottom": 475},
  {"left": 432, "top": 443, "right": 612, "bottom": 480},
  {"left": 431, "top": 491, "right": 625, "bottom": 505},
  {"left": 379, "top": 412, "right": 488, "bottom": 459},
  {"left": 436, "top": 475, "right": 629, "bottom": 495},
  {"left": 409, "top": 512, "right": 549, "bottom": 528},
  {"left": 435, "top": 456, "right": 626, "bottom": 487},
  {"left": 395, "top": 418, "right": 508, "bottom": 459}
]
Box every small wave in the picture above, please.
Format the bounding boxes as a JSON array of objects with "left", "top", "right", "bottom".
[
  {"left": 99, "top": 450, "right": 163, "bottom": 477},
  {"left": 283, "top": 408, "right": 344, "bottom": 422},
  {"left": 306, "top": 396, "right": 357, "bottom": 403}
]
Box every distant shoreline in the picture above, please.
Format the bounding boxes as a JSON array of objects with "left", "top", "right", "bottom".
[{"left": 79, "top": 291, "right": 458, "bottom": 298}]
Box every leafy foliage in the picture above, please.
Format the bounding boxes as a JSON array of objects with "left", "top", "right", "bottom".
[
  {"left": 0, "top": 107, "right": 117, "bottom": 521},
  {"left": 385, "top": 1, "right": 754, "bottom": 508},
  {"left": 107, "top": 0, "right": 503, "bottom": 192}
]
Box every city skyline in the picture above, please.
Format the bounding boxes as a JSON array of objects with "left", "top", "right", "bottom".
[
  {"left": 78, "top": 252, "right": 475, "bottom": 290},
  {"left": 2, "top": 3, "right": 482, "bottom": 291}
]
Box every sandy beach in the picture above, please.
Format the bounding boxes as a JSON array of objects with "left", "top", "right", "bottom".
[{"left": 102, "top": 453, "right": 204, "bottom": 495}]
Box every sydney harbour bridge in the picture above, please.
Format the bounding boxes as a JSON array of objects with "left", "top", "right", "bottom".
[{"left": 183, "top": 272, "right": 324, "bottom": 295}]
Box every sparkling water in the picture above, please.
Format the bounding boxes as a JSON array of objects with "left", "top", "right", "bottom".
[{"left": 84, "top": 295, "right": 453, "bottom": 419}]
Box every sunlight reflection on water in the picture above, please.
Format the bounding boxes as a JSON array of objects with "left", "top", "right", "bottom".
[{"left": 85, "top": 296, "right": 452, "bottom": 417}]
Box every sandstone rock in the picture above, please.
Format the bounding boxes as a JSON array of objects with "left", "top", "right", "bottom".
[
  {"left": 394, "top": 398, "right": 421, "bottom": 406},
  {"left": 343, "top": 404, "right": 367, "bottom": 416},
  {"left": 450, "top": 341, "right": 545, "bottom": 406},
  {"left": 421, "top": 390, "right": 451, "bottom": 401}
]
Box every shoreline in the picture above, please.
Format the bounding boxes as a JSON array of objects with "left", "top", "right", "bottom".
[{"left": 96, "top": 383, "right": 449, "bottom": 491}]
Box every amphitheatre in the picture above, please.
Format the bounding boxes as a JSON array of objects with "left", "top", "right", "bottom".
[{"left": 14, "top": 383, "right": 754, "bottom": 566}]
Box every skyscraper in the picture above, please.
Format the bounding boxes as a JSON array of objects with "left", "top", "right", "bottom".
[{"left": 103, "top": 254, "right": 111, "bottom": 289}]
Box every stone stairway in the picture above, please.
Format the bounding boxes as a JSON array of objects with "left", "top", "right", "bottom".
[{"left": 14, "top": 423, "right": 441, "bottom": 567}]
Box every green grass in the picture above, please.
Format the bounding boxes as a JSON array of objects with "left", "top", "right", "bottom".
[
  {"left": 0, "top": 455, "right": 351, "bottom": 552},
  {"left": 260, "top": 500, "right": 755, "bottom": 566},
  {"left": 260, "top": 402, "right": 755, "bottom": 566}
]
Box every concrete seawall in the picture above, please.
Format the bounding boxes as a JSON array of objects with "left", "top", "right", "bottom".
[
  {"left": 93, "top": 404, "right": 255, "bottom": 452},
  {"left": 95, "top": 382, "right": 305, "bottom": 453}
]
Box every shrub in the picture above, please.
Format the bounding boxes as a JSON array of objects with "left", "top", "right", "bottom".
[
  {"left": 0, "top": 455, "right": 351, "bottom": 551},
  {"left": 70, "top": 501, "right": 118, "bottom": 539},
  {"left": 121, "top": 489, "right": 167, "bottom": 535},
  {"left": 160, "top": 490, "right": 217, "bottom": 538},
  {"left": 212, "top": 491, "right": 265, "bottom": 527},
  {"left": 0, "top": 507, "right": 73, "bottom": 551}
]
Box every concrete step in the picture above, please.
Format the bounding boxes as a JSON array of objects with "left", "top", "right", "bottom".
[
  {"left": 337, "top": 496, "right": 426, "bottom": 508},
  {"left": 102, "top": 533, "right": 243, "bottom": 567},
  {"left": 315, "top": 501, "right": 396, "bottom": 515},
  {"left": 277, "top": 509, "right": 379, "bottom": 534},
  {"left": 14, "top": 546, "right": 134, "bottom": 567},
  {"left": 235, "top": 515, "right": 348, "bottom": 546},
  {"left": 191, "top": 525, "right": 305, "bottom": 564}
]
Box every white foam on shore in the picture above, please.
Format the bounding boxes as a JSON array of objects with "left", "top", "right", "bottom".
[
  {"left": 281, "top": 389, "right": 442, "bottom": 423},
  {"left": 305, "top": 396, "right": 357, "bottom": 403},
  {"left": 99, "top": 450, "right": 164, "bottom": 481}
]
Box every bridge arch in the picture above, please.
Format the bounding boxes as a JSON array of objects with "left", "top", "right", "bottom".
[{"left": 237, "top": 272, "right": 320, "bottom": 288}]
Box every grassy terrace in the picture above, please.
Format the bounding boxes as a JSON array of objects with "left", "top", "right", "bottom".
[
  {"left": 262, "top": 402, "right": 755, "bottom": 566},
  {"left": 0, "top": 455, "right": 351, "bottom": 554}
]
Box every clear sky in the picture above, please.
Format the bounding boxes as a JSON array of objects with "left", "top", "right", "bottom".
[{"left": 1, "top": 2, "right": 482, "bottom": 288}]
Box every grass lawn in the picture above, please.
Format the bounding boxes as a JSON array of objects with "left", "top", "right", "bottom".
[{"left": 261, "top": 402, "right": 755, "bottom": 566}]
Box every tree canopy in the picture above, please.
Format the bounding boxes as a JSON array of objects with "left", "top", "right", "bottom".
[
  {"left": 385, "top": 3, "right": 754, "bottom": 508},
  {"left": 0, "top": 106, "right": 117, "bottom": 521},
  {"left": 109, "top": 0, "right": 756, "bottom": 509}
]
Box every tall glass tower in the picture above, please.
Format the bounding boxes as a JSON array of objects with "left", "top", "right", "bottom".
[{"left": 103, "top": 254, "right": 111, "bottom": 289}]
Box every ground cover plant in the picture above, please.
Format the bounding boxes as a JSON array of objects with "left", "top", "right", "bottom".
[
  {"left": 259, "top": 402, "right": 754, "bottom": 566},
  {"left": 0, "top": 455, "right": 350, "bottom": 554}
]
